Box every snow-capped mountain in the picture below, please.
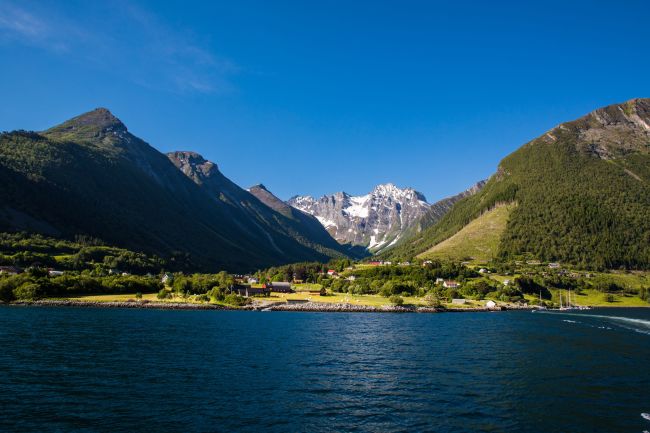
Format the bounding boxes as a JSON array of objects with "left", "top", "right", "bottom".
[{"left": 288, "top": 183, "right": 430, "bottom": 253}]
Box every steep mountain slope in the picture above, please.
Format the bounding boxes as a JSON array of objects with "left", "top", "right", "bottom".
[
  {"left": 0, "top": 109, "right": 349, "bottom": 272},
  {"left": 165, "top": 151, "right": 355, "bottom": 260},
  {"left": 288, "top": 184, "right": 430, "bottom": 253},
  {"left": 388, "top": 98, "right": 650, "bottom": 269},
  {"left": 418, "top": 203, "right": 516, "bottom": 263},
  {"left": 396, "top": 180, "right": 486, "bottom": 243},
  {"left": 247, "top": 184, "right": 369, "bottom": 259}
]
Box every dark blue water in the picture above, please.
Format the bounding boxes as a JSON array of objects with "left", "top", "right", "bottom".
[{"left": 1, "top": 307, "right": 649, "bottom": 432}]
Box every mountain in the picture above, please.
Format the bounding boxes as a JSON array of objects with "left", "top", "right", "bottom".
[
  {"left": 247, "top": 184, "right": 368, "bottom": 259},
  {"left": 165, "top": 151, "right": 357, "bottom": 259},
  {"left": 387, "top": 98, "right": 650, "bottom": 269},
  {"left": 288, "top": 183, "right": 430, "bottom": 253},
  {"left": 0, "top": 108, "right": 352, "bottom": 272},
  {"left": 396, "top": 180, "right": 486, "bottom": 242}
]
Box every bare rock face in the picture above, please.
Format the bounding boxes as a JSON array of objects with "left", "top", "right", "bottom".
[
  {"left": 288, "top": 184, "right": 430, "bottom": 253},
  {"left": 541, "top": 98, "right": 650, "bottom": 159}
]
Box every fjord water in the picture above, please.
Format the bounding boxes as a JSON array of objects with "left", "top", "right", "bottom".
[{"left": 1, "top": 307, "right": 649, "bottom": 432}]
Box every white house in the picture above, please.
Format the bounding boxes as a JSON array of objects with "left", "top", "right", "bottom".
[
  {"left": 247, "top": 277, "right": 259, "bottom": 284},
  {"left": 161, "top": 273, "right": 173, "bottom": 284},
  {"left": 435, "top": 278, "right": 445, "bottom": 284},
  {"left": 478, "top": 268, "right": 488, "bottom": 274},
  {"left": 451, "top": 298, "right": 467, "bottom": 305},
  {"left": 485, "top": 300, "right": 497, "bottom": 309},
  {"left": 443, "top": 280, "right": 460, "bottom": 289},
  {"left": 503, "top": 279, "right": 512, "bottom": 286}
]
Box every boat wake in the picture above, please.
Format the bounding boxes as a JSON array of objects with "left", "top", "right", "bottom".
[{"left": 537, "top": 311, "right": 650, "bottom": 335}]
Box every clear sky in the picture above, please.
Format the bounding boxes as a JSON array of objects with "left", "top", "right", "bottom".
[{"left": 1, "top": 1, "right": 649, "bottom": 201}]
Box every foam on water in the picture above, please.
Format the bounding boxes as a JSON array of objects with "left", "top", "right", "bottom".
[
  {"left": 538, "top": 311, "right": 650, "bottom": 335},
  {"left": 642, "top": 412, "right": 650, "bottom": 421}
]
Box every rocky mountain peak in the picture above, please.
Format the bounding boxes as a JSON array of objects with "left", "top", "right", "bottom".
[
  {"left": 167, "top": 151, "right": 219, "bottom": 185},
  {"left": 250, "top": 183, "right": 268, "bottom": 192},
  {"left": 288, "top": 183, "right": 431, "bottom": 252},
  {"left": 538, "top": 98, "right": 650, "bottom": 159},
  {"left": 46, "top": 108, "right": 127, "bottom": 137}
]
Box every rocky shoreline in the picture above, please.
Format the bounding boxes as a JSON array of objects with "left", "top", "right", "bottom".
[
  {"left": 3, "top": 299, "right": 533, "bottom": 313},
  {"left": 9, "top": 300, "right": 235, "bottom": 311}
]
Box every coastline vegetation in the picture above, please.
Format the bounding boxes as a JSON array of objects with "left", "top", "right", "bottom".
[{"left": 1, "top": 232, "right": 648, "bottom": 309}]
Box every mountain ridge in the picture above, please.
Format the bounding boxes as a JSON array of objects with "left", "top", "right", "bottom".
[
  {"left": 386, "top": 98, "right": 650, "bottom": 269},
  {"left": 0, "top": 109, "right": 355, "bottom": 272},
  {"left": 288, "top": 183, "right": 431, "bottom": 253}
]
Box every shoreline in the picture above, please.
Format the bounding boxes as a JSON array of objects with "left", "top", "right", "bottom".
[
  {"left": 3, "top": 299, "right": 644, "bottom": 313},
  {"left": 4, "top": 299, "right": 531, "bottom": 313}
]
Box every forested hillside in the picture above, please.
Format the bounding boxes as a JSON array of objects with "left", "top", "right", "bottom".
[
  {"left": 386, "top": 98, "right": 650, "bottom": 270},
  {"left": 0, "top": 109, "right": 355, "bottom": 272}
]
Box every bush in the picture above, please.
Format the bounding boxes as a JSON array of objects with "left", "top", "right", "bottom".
[
  {"left": 0, "top": 278, "right": 17, "bottom": 302},
  {"left": 224, "top": 293, "right": 248, "bottom": 307},
  {"left": 424, "top": 292, "right": 441, "bottom": 308},
  {"left": 604, "top": 293, "right": 615, "bottom": 303},
  {"left": 13, "top": 283, "right": 43, "bottom": 300},
  {"left": 389, "top": 295, "right": 404, "bottom": 306},
  {"left": 157, "top": 289, "right": 171, "bottom": 300}
]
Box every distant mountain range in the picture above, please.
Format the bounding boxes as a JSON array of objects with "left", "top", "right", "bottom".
[
  {"left": 0, "top": 109, "right": 359, "bottom": 272},
  {"left": 386, "top": 98, "right": 650, "bottom": 269},
  {"left": 289, "top": 183, "right": 484, "bottom": 253},
  {"left": 1, "top": 98, "right": 648, "bottom": 271},
  {"left": 288, "top": 184, "right": 430, "bottom": 253}
]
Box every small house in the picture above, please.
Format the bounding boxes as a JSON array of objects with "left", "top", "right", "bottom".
[
  {"left": 451, "top": 298, "right": 467, "bottom": 305},
  {"left": 548, "top": 263, "right": 561, "bottom": 269},
  {"left": 161, "top": 273, "right": 173, "bottom": 284},
  {"left": 48, "top": 269, "right": 64, "bottom": 277},
  {"left": 0, "top": 266, "right": 21, "bottom": 275},
  {"left": 346, "top": 275, "right": 356, "bottom": 281},
  {"left": 327, "top": 269, "right": 338, "bottom": 276},
  {"left": 232, "top": 284, "right": 270, "bottom": 297},
  {"left": 485, "top": 300, "right": 497, "bottom": 309},
  {"left": 435, "top": 278, "right": 445, "bottom": 284},
  {"left": 267, "top": 282, "right": 293, "bottom": 293},
  {"left": 478, "top": 268, "right": 488, "bottom": 274},
  {"left": 247, "top": 277, "right": 259, "bottom": 284},
  {"left": 443, "top": 280, "right": 460, "bottom": 289}
]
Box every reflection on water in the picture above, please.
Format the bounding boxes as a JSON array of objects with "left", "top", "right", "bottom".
[{"left": 0, "top": 307, "right": 649, "bottom": 432}]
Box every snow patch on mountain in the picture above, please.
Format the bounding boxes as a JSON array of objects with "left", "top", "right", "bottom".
[{"left": 288, "top": 183, "right": 430, "bottom": 253}]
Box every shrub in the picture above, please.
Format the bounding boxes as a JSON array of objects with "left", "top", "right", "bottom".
[
  {"left": 424, "top": 292, "right": 441, "bottom": 308},
  {"left": 224, "top": 293, "right": 248, "bottom": 307},
  {"left": 157, "top": 289, "right": 171, "bottom": 300},
  {"left": 13, "top": 283, "right": 43, "bottom": 300},
  {"left": 389, "top": 295, "right": 404, "bottom": 306}
]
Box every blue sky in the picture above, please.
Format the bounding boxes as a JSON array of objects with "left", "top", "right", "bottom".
[{"left": 1, "top": 1, "right": 649, "bottom": 201}]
